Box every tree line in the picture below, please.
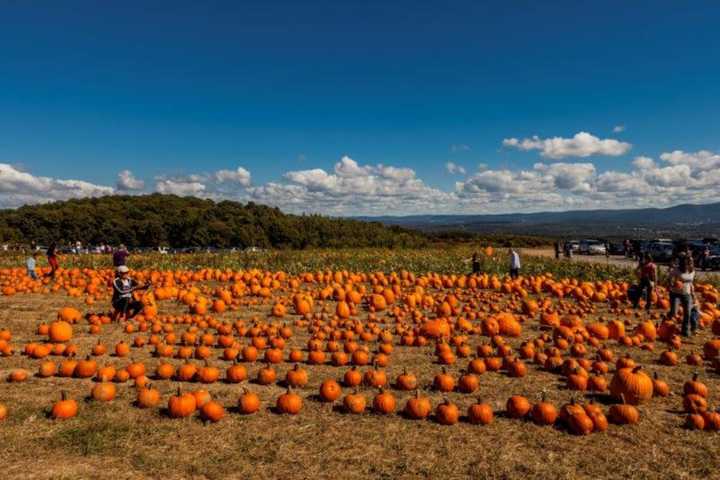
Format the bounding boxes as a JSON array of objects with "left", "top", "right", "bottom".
[{"left": 0, "top": 194, "right": 428, "bottom": 249}]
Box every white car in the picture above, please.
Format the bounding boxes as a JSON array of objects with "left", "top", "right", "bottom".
[{"left": 587, "top": 242, "right": 607, "bottom": 255}]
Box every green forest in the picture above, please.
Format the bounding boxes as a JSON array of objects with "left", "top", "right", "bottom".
[{"left": 0, "top": 195, "right": 427, "bottom": 249}]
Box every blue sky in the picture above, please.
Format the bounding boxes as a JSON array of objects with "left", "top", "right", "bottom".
[{"left": 1, "top": 1, "right": 719, "bottom": 214}]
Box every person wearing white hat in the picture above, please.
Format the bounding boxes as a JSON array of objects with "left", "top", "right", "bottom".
[{"left": 111, "top": 265, "right": 151, "bottom": 320}]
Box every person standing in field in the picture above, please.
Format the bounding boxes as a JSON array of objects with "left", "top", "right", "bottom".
[
  {"left": 554, "top": 241, "right": 560, "bottom": 260},
  {"left": 26, "top": 252, "right": 39, "bottom": 280},
  {"left": 509, "top": 247, "right": 521, "bottom": 279},
  {"left": 701, "top": 245, "right": 710, "bottom": 271},
  {"left": 668, "top": 254, "right": 697, "bottom": 337},
  {"left": 45, "top": 242, "right": 59, "bottom": 277},
  {"left": 633, "top": 253, "right": 657, "bottom": 311},
  {"left": 113, "top": 244, "right": 129, "bottom": 267},
  {"left": 471, "top": 252, "right": 481, "bottom": 274}
]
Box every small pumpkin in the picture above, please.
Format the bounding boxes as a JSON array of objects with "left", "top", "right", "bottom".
[
  {"left": 404, "top": 391, "right": 432, "bottom": 420},
  {"left": 276, "top": 388, "right": 303, "bottom": 414},
  {"left": 532, "top": 393, "right": 558, "bottom": 426},
  {"left": 136, "top": 385, "right": 161, "bottom": 408},
  {"left": 200, "top": 401, "right": 226, "bottom": 423},
  {"left": 91, "top": 382, "right": 117, "bottom": 402},
  {"left": 168, "top": 388, "right": 197, "bottom": 418},
  {"left": 238, "top": 389, "right": 261, "bottom": 414},
  {"left": 51, "top": 391, "right": 78, "bottom": 419},
  {"left": 372, "top": 388, "right": 396, "bottom": 415},
  {"left": 319, "top": 379, "right": 342, "bottom": 402},
  {"left": 343, "top": 391, "right": 367, "bottom": 414},
  {"left": 467, "top": 398, "right": 494, "bottom": 425},
  {"left": 506, "top": 395, "right": 531, "bottom": 419},
  {"left": 435, "top": 398, "right": 460, "bottom": 425}
]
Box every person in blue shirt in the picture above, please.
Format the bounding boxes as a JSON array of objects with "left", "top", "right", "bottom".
[{"left": 26, "top": 252, "right": 39, "bottom": 280}]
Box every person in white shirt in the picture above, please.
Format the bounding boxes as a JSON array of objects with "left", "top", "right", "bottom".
[
  {"left": 26, "top": 252, "right": 39, "bottom": 280},
  {"left": 509, "top": 248, "right": 521, "bottom": 279},
  {"left": 111, "top": 266, "right": 151, "bottom": 320},
  {"left": 668, "top": 254, "right": 697, "bottom": 336}
]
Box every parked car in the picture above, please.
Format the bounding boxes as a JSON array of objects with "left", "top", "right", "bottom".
[
  {"left": 705, "top": 246, "right": 720, "bottom": 271},
  {"left": 566, "top": 240, "right": 580, "bottom": 252},
  {"left": 579, "top": 239, "right": 606, "bottom": 255},
  {"left": 608, "top": 242, "right": 625, "bottom": 255},
  {"left": 645, "top": 241, "right": 674, "bottom": 263}
]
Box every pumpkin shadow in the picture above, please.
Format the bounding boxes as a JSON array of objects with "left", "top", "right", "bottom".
[
  {"left": 398, "top": 410, "right": 425, "bottom": 420},
  {"left": 584, "top": 393, "right": 614, "bottom": 405},
  {"left": 158, "top": 407, "right": 174, "bottom": 418},
  {"left": 306, "top": 393, "right": 325, "bottom": 403}
]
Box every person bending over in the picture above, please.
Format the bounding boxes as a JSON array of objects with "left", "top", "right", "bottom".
[{"left": 112, "top": 265, "right": 151, "bottom": 320}]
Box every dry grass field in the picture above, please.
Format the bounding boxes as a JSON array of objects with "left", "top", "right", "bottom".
[{"left": 0, "top": 252, "right": 719, "bottom": 480}]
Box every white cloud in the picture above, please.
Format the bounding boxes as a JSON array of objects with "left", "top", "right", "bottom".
[
  {"left": 116, "top": 170, "right": 145, "bottom": 191},
  {"left": 534, "top": 162, "right": 596, "bottom": 192},
  {"left": 155, "top": 179, "right": 206, "bottom": 196},
  {"left": 613, "top": 125, "right": 625, "bottom": 133},
  {"left": 0, "top": 163, "right": 113, "bottom": 207},
  {"left": 445, "top": 161, "right": 466, "bottom": 175},
  {"left": 503, "top": 131, "right": 631, "bottom": 159},
  {"left": 660, "top": 150, "right": 720, "bottom": 172},
  {"left": 248, "top": 156, "right": 453, "bottom": 215},
  {"left": 4, "top": 146, "right": 720, "bottom": 215},
  {"left": 214, "top": 166, "right": 251, "bottom": 186}
]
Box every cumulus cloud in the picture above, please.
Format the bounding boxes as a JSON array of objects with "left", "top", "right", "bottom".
[
  {"left": 503, "top": 131, "right": 631, "bottom": 159},
  {"left": 116, "top": 170, "right": 145, "bottom": 191},
  {"left": 155, "top": 179, "right": 206, "bottom": 196},
  {"left": 613, "top": 125, "right": 625, "bottom": 133},
  {"left": 4, "top": 146, "right": 720, "bottom": 215},
  {"left": 0, "top": 163, "right": 113, "bottom": 207},
  {"left": 249, "top": 156, "right": 453, "bottom": 215},
  {"left": 445, "top": 161, "right": 466, "bottom": 175},
  {"left": 214, "top": 166, "right": 251, "bottom": 186},
  {"left": 660, "top": 150, "right": 720, "bottom": 172}
]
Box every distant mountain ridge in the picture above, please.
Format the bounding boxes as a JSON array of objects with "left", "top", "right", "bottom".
[{"left": 356, "top": 202, "right": 720, "bottom": 239}]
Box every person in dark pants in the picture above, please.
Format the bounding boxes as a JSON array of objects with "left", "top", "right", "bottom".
[
  {"left": 471, "top": 252, "right": 480, "bottom": 274},
  {"left": 633, "top": 253, "right": 657, "bottom": 311},
  {"left": 554, "top": 241, "right": 560, "bottom": 260},
  {"left": 45, "top": 242, "right": 59, "bottom": 277},
  {"left": 701, "top": 246, "right": 710, "bottom": 271},
  {"left": 509, "top": 248, "right": 520, "bottom": 279},
  {"left": 668, "top": 255, "right": 697, "bottom": 336},
  {"left": 112, "top": 266, "right": 151, "bottom": 321}
]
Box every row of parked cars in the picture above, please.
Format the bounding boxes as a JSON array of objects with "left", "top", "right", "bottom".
[
  {"left": 567, "top": 238, "right": 720, "bottom": 270},
  {"left": 564, "top": 240, "right": 608, "bottom": 255}
]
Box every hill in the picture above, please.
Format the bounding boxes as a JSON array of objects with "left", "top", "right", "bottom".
[
  {"left": 0, "top": 194, "right": 426, "bottom": 249},
  {"left": 358, "top": 202, "right": 720, "bottom": 239}
]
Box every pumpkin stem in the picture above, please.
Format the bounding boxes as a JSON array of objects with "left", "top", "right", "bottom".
[{"left": 60, "top": 390, "right": 67, "bottom": 401}]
